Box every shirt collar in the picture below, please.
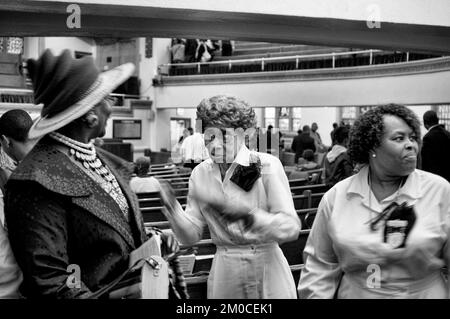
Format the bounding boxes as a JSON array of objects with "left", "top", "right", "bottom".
[
  {"left": 428, "top": 124, "right": 440, "bottom": 131},
  {"left": 347, "top": 165, "right": 422, "bottom": 202},
  {"left": 233, "top": 144, "right": 252, "bottom": 166}
]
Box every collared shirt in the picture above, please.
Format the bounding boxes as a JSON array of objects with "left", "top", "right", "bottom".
[
  {"left": 165, "top": 145, "right": 301, "bottom": 246},
  {"left": 130, "top": 176, "right": 161, "bottom": 193},
  {"left": 298, "top": 165, "right": 450, "bottom": 298},
  {"left": 180, "top": 133, "right": 209, "bottom": 163},
  {"left": 428, "top": 124, "right": 441, "bottom": 131}
]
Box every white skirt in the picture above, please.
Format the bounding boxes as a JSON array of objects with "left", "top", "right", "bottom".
[{"left": 207, "top": 242, "right": 297, "bottom": 299}]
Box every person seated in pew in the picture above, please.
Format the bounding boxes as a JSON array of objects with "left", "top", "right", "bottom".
[
  {"left": 324, "top": 125, "right": 354, "bottom": 187},
  {"left": 297, "top": 149, "right": 320, "bottom": 171},
  {"left": 298, "top": 104, "right": 450, "bottom": 299},
  {"left": 159, "top": 95, "right": 301, "bottom": 299},
  {"left": 130, "top": 157, "right": 161, "bottom": 193}
]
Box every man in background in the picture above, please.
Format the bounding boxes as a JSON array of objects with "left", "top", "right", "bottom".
[
  {"left": 291, "top": 125, "right": 316, "bottom": 165},
  {"left": 0, "top": 109, "right": 31, "bottom": 298},
  {"left": 0, "top": 109, "right": 36, "bottom": 193},
  {"left": 180, "top": 126, "right": 209, "bottom": 170},
  {"left": 330, "top": 122, "right": 338, "bottom": 146},
  {"left": 310, "top": 122, "right": 327, "bottom": 153},
  {"left": 421, "top": 110, "right": 450, "bottom": 182}
]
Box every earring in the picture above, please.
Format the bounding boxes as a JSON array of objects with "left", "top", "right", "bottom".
[{"left": 372, "top": 153, "right": 376, "bottom": 158}]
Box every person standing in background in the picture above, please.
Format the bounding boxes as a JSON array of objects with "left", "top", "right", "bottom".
[
  {"left": 184, "top": 39, "right": 198, "bottom": 63},
  {"left": 324, "top": 126, "right": 353, "bottom": 187},
  {"left": 221, "top": 40, "right": 234, "bottom": 56},
  {"left": 170, "top": 39, "right": 185, "bottom": 63},
  {"left": 330, "top": 122, "right": 338, "bottom": 146},
  {"left": 291, "top": 126, "right": 316, "bottom": 165},
  {"left": 421, "top": 110, "right": 450, "bottom": 182},
  {"left": 0, "top": 109, "right": 36, "bottom": 193},
  {"left": 310, "top": 122, "right": 327, "bottom": 153}
]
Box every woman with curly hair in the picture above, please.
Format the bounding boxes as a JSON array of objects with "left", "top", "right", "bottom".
[
  {"left": 160, "top": 95, "right": 301, "bottom": 299},
  {"left": 298, "top": 104, "right": 450, "bottom": 298}
]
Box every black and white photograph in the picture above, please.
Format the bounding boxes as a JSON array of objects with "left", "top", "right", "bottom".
[{"left": 0, "top": 0, "right": 450, "bottom": 310}]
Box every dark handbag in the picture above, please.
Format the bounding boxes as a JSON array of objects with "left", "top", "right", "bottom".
[
  {"left": 383, "top": 202, "right": 416, "bottom": 249},
  {"left": 230, "top": 156, "right": 261, "bottom": 192}
]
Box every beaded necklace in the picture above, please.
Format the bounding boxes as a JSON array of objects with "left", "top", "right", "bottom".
[{"left": 49, "top": 132, "right": 129, "bottom": 218}]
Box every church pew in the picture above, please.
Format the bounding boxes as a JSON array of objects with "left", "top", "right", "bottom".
[
  {"left": 289, "top": 178, "right": 308, "bottom": 188},
  {"left": 180, "top": 230, "right": 311, "bottom": 277},
  {"left": 292, "top": 190, "right": 312, "bottom": 210},
  {"left": 155, "top": 172, "right": 192, "bottom": 179},
  {"left": 291, "top": 183, "right": 330, "bottom": 195},
  {"left": 185, "top": 264, "right": 305, "bottom": 299},
  {"left": 311, "top": 192, "right": 326, "bottom": 209},
  {"left": 138, "top": 196, "right": 187, "bottom": 208}
]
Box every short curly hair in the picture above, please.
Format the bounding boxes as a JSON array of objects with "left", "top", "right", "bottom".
[
  {"left": 196, "top": 95, "right": 257, "bottom": 131},
  {"left": 348, "top": 104, "right": 421, "bottom": 164}
]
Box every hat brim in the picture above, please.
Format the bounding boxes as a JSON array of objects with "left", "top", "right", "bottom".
[{"left": 28, "top": 63, "right": 135, "bottom": 140}]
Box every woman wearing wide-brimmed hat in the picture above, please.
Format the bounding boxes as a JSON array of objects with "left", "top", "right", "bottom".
[{"left": 4, "top": 50, "right": 181, "bottom": 298}]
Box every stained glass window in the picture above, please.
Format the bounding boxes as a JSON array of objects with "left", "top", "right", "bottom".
[
  {"left": 341, "top": 106, "right": 357, "bottom": 125},
  {"left": 438, "top": 105, "right": 450, "bottom": 131},
  {"left": 0, "top": 37, "right": 24, "bottom": 54}
]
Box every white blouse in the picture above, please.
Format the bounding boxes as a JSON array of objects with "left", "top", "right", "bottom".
[
  {"left": 298, "top": 165, "right": 450, "bottom": 298},
  {"left": 164, "top": 145, "right": 301, "bottom": 246}
]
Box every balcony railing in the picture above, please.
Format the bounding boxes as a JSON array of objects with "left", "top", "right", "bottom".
[
  {"left": 0, "top": 89, "right": 150, "bottom": 107},
  {"left": 157, "top": 49, "right": 440, "bottom": 77}
]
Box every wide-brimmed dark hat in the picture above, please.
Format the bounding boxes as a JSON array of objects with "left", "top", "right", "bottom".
[{"left": 27, "top": 49, "right": 134, "bottom": 139}]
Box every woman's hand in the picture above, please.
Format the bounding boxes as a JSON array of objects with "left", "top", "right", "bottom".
[
  {"left": 192, "top": 191, "right": 255, "bottom": 226},
  {"left": 160, "top": 230, "right": 180, "bottom": 260}
]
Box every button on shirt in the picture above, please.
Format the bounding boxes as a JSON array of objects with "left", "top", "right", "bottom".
[
  {"left": 298, "top": 165, "right": 450, "bottom": 298},
  {"left": 165, "top": 145, "right": 301, "bottom": 246}
]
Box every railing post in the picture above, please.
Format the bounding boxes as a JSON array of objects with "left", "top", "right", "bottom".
[
  {"left": 197, "top": 63, "right": 201, "bottom": 74},
  {"left": 406, "top": 52, "right": 410, "bottom": 62},
  {"left": 228, "top": 60, "right": 232, "bottom": 71},
  {"left": 261, "top": 58, "right": 265, "bottom": 71},
  {"left": 332, "top": 53, "right": 335, "bottom": 68},
  {"left": 369, "top": 49, "right": 373, "bottom": 65},
  {"left": 295, "top": 56, "right": 299, "bottom": 69}
]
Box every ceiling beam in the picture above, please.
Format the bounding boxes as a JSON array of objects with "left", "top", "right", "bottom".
[{"left": 0, "top": 0, "right": 449, "bottom": 54}]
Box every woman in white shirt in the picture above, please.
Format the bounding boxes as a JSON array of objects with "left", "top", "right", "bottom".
[
  {"left": 298, "top": 104, "right": 450, "bottom": 298},
  {"left": 160, "top": 95, "right": 301, "bottom": 299},
  {"left": 129, "top": 157, "right": 161, "bottom": 193}
]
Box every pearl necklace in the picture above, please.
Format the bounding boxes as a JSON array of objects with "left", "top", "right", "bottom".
[
  {"left": 49, "top": 132, "right": 116, "bottom": 186},
  {"left": 49, "top": 132, "right": 129, "bottom": 218}
]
